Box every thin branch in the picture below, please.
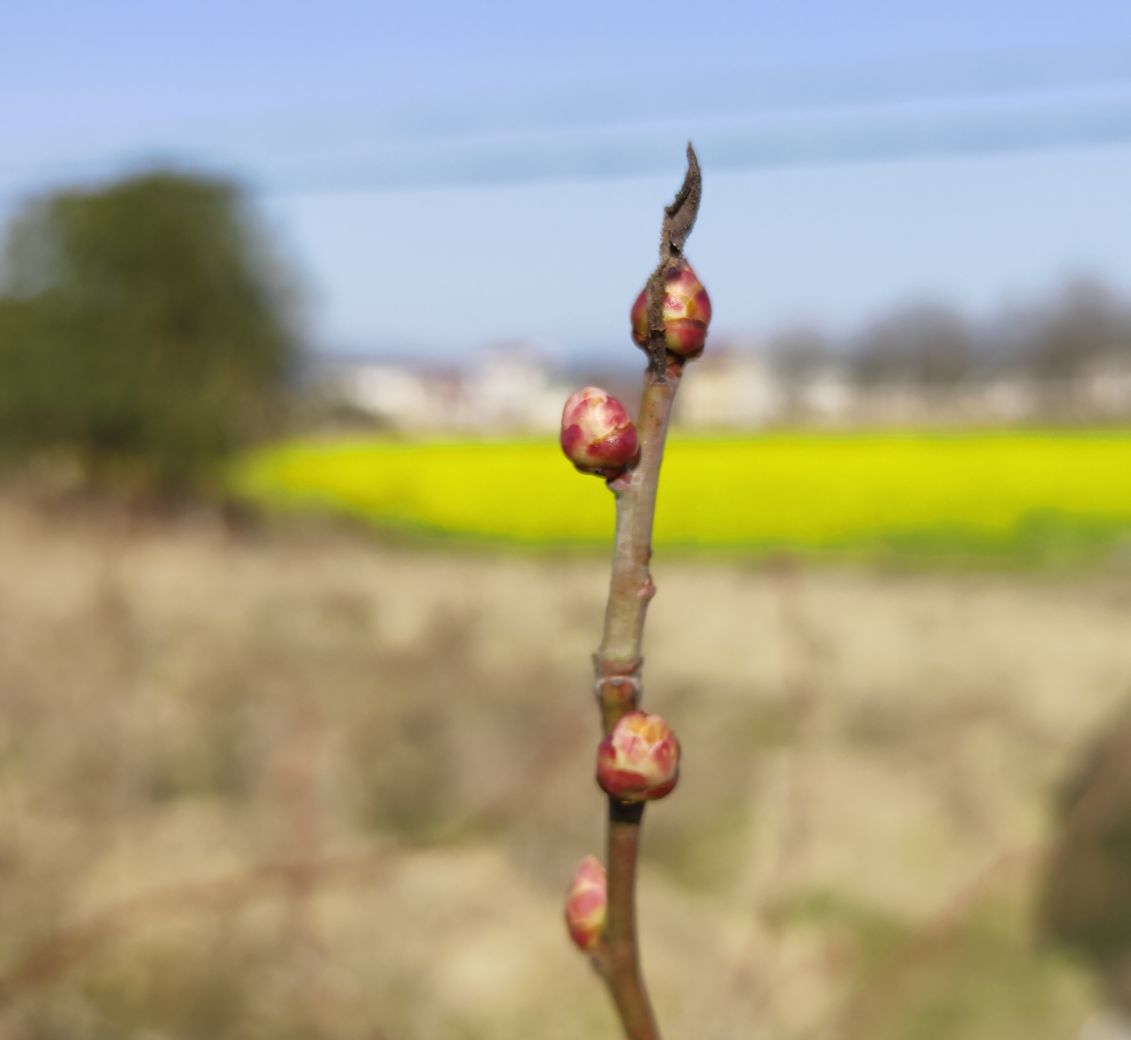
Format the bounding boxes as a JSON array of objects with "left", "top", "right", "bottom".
[
  {"left": 661, "top": 142, "right": 702, "bottom": 259},
  {"left": 591, "top": 143, "right": 702, "bottom": 1040},
  {"left": 0, "top": 852, "right": 394, "bottom": 1007},
  {"left": 604, "top": 800, "right": 658, "bottom": 1040},
  {"left": 643, "top": 143, "right": 703, "bottom": 378}
]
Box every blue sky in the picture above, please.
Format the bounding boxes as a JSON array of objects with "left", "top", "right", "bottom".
[{"left": 3, "top": 1, "right": 1131, "bottom": 359}]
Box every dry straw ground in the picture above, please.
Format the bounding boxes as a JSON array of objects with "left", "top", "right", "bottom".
[{"left": 1, "top": 495, "right": 1129, "bottom": 1038}]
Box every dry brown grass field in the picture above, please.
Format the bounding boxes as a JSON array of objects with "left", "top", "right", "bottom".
[{"left": 1, "top": 495, "right": 1129, "bottom": 1039}]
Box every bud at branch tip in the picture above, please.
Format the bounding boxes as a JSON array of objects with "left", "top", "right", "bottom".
[{"left": 631, "top": 260, "right": 712, "bottom": 360}]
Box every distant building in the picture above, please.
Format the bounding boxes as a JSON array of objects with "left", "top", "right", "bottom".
[
  {"left": 975, "top": 376, "right": 1039, "bottom": 423},
  {"left": 677, "top": 346, "right": 785, "bottom": 428},
  {"left": 463, "top": 341, "right": 569, "bottom": 431},
  {"left": 796, "top": 365, "right": 854, "bottom": 423},
  {"left": 308, "top": 341, "right": 572, "bottom": 433},
  {"left": 1081, "top": 359, "right": 1131, "bottom": 417},
  {"left": 305, "top": 336, "right": 1131, "bottom": 434},
  {"left": 314, "top": 356, "right": 462, "bottom": 430}
]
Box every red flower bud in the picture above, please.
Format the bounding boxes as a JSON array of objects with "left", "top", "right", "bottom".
[
  {"left": 560, "top": 387, "right": 639, "bottom": 478},
  {"left": 596, "top": 711, "right": 681, "bottom": 803},
  {"left": 565, "top": 854, "right": 607, "bottom": 952},
  {"left": 630, "top": 260, "right": 712, "bottom": 359}
]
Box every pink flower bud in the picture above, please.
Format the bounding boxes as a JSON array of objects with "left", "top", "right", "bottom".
[
  {"left": 630, "top": 260, "right": 712, "bottom": 359},
  {"left": 596, "top": 711, "right": 681, "bottom": 803},
  {"left": 565, "top": 854, "right": 607, "bottom": 952},
  {"left": 560, "top": 387, "right": 639, "bottom": 478}
]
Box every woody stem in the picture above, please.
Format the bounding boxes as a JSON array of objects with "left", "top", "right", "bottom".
[{"left": 592, "top": 359, "right": 684, "bottom": 1040}]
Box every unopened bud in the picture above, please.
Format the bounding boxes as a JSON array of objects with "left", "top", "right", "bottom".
[
  {"left": 596, "top": 711, "right": 681, "bottom": 802},
  {"left": 630, "top": 260, "right": 712, "bottom": 359},
  {"left": 565, "top": 854, "right": 607, "bottom": 952},
  {"left": 560, "top": 387, "right": 639, "bottom": 478}
]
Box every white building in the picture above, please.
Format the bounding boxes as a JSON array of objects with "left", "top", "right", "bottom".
[
  {"left": 313, "top": 342, "right": 572, "bottom": 433},
  {"left": 461, "top": 342, "right": 570, "bottom": 431},
  {"left": 677, "top": 348, "right": 786, "bottom": 428}
]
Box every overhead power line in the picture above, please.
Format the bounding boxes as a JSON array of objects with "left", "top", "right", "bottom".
[{"left": 2, "top": 46, "right": 1131, "bottom": 200}]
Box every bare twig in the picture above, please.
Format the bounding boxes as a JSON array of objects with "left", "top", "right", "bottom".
[
  {"left": 642, "top": 143, "right": 702, "bottom": 378},
  {"left": 0, "top": 852, "right": 394, "bottom": 1007},
  {"left": 0, "top": 712, "right": 592, "bottom": 1010},
  {"left": 591, "top": 144, "right": 703, "bottom": 1040},
  {"left": 661, "top": 143, "right": 702, "bottom": 258}
]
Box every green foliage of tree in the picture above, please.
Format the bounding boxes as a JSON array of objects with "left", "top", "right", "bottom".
[{"left": 0, "top": 171, "right": 300, "bottom": 496}]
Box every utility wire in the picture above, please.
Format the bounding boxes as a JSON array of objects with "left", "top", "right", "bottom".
[{"left": 2, "top": 48, "right": 1131, "bottom": 201}]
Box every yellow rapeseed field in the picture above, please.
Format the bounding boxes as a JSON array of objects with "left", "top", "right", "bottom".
[{"left": 233, "top": 430, "right": 1131, "bottom": 563}]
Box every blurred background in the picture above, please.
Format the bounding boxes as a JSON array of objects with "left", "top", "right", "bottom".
[{"left": 3, "top": 3, "right": 1131, "bottom": 1038}]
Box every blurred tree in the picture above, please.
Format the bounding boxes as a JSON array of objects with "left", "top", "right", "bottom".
[
  {"left": 0, "top": 172, "right": 300, "bottom": 497},
  {"left": 850, "top": 302, "right": 974, "bottom": 390},
  {"left": 771, "top": 323, "right": 831, "bottom": 414},
  {"left": 1024, "top": 279, "right": 1131, "bottom": 382}
]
